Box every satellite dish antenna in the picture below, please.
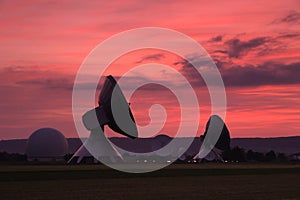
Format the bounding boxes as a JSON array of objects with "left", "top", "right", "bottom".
[
  {"left": 69, "top": 75, "right": 138, "bottom": 164},
  {"left": 194, "top": 115, "right": 230, "bottom": 162}
]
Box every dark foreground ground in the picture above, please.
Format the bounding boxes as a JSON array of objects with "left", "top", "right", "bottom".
[{"left": 1, "top": 163, "right": 300, "bottom": 200}]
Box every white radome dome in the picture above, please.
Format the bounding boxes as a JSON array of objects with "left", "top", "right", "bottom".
[{"left": 26, "top": 128, "right": 68, "bottom": 161}]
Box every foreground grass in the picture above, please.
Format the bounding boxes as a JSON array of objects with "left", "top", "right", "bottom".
[{"left": 0, "top": 163, "right": 300, "bottom": 200}]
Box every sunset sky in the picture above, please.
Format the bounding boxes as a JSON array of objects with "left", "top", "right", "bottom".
[{"left": 0, "top": 0, "right": 299, "bottom": 139}]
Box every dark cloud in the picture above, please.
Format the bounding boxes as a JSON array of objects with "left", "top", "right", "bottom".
[
  {"left": 276, "top": 33, "right": 300, "bottom": 39},
  {"left": 212, "top": 32, "right": 299, "bottom": 59},
  {"left": 176, "top": 59, "right": 205, "bottom": 87},
  {"left": 0, "top": 66, "right": 120, "bottom": 91},
  {"left": 221, "top": 62, "right": 300, "bottom": 86},
  {"left": 209, "top": 35, "right": 223, "bottom": 42},
  {"left": 16, "top": 78, "right": 73, "bottom": 90},
  {"left": 9, "top": 70, "right": 173, "bottom": 93},
  {"left": 272, "top": 10, "right": 300, "bottom": 24},
  {"left": 0, "top": 66, "right": 74, "bottom": 91},
  {"left": 136, "top": 53, "right": 165, "bottom": 63},
  {"left": 178, "top": 58, "right": 300, "bottom": 87},
  {"left": 224, "top": 37, "right": 269, "bottom": 58},
  {"left": 213, "top": 50, "right": 228, "bottom": 54}
]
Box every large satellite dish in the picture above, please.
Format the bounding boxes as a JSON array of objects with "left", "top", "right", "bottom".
[
  {"left": 82, "top": 75, "right": 138, "bottom": 138},
  {"left": 69, "top": 75, "right": 138, "bottom": 163},
  {"left": 99, "top": 75, "right": 137, "bottom": 138}
]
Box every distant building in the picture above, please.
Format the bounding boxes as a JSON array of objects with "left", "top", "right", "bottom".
[
  {"left": 26, "top": 128, "right": 68, "bottom": 162},
  {"left": 289, "top": 152, "right": 300, "bottom": 161}
]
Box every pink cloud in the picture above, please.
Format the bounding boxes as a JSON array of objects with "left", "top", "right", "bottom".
[{"left": 0, "top": 1, "right": 299, "bottom": 139}]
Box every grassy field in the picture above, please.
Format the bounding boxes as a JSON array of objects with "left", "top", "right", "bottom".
[{"left": 0, "top": 163, "right": 300, "bottom": 200}]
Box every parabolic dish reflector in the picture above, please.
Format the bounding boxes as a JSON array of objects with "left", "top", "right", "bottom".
[
  {"left": 202, "top": 115, "right": 230, "bottom": 151},
  {"left": 99, "top": 75, "right": 138, "bottom": 138}
]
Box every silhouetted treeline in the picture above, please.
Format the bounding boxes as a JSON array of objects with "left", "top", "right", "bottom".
[
  {"left": 0, "top": 151, "right": 27, "bottom": 163},
  {"left": 0, "top": 149, "right": 296, "bottom": 164},
  {"left": 221, "top": 147, "right": 289, "bottom": 162}
]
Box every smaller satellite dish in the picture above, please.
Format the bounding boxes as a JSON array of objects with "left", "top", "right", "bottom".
[
  {"left": 193, "top": 115, "right": 230, "bottom": 162},
  {"left": 201, "top": 115, "right": 230, "bottom": 151}
]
